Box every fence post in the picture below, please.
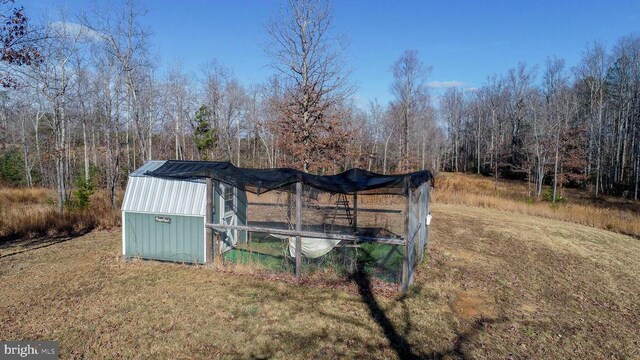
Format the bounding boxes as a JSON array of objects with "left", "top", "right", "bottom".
[
  {"left": 402, "top": 188, "right": 411, "bottom": 292},
  {"left": 352, "top": 192, "right": 358, "bottom": 233},
  {"left": 295, "top": 182, "right": 302, "bottom": 277},
  {"left": 205, "top": 178, "right": 213, "bottom": 267},
  {"left": 287, "top": 192, "right": 292, "bottom": 223}
]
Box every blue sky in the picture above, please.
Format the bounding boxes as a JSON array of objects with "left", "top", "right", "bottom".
[{"left": 25, "top": 0, "right": 640, "bottom": 104}]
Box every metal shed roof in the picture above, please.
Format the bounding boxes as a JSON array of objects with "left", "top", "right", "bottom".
[
  {"left": 129, "top": 160, "right": 166, "bottom": 177},
  {"left": 122, "top": 161, "right": 207, "bottom": 216}
]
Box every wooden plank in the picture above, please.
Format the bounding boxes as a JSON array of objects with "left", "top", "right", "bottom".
[
  {"left": 295, "top": 182, "right": 302, "bottom": 278},
  {"left": 247, "top": 202, "right": 402, "bottom": 214},
  {"left": 205, "top": 178, "right": 213, "bottom": 267},
  {"left": 205, "top": 223, "right": 405, "bottom": 245},
  {"left": 334, "top": 243, "right": 362, "bottom": 248}
]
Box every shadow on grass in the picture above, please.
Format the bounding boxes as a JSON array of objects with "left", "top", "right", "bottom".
[
  {"left": 438, "top": 317, "right": 504, "bottom": 360},
  {"left": 350, "top": 262, "right": 423, "bottom": 359},
  {"left": 350, "top": 261, "right": 503, "bottom": 359},
  {"left": 0, "top": 228, "right": 93, "bottom": 260}
]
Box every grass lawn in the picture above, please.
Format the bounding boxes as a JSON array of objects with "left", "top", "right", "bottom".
[{"left": 1, "top": 203, "right": 639, "bottom": 359}]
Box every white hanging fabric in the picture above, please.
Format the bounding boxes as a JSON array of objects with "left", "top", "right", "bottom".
[
  {"left": 288, "top": 236, "right": 341, "bottom": 259},
  {"left": 269, "top": 234, "right": 340, "bottom": 259}
]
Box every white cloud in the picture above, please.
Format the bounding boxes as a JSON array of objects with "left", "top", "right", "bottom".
[
  {"left": 427, "top": 80, "right": 466, "bottom": 89},
  {"left": 49, "top": 21, "right": 104, "bottom": 42}
]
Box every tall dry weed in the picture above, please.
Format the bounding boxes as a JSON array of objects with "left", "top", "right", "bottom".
[
  {"left": 0, "top": 187, "right": 51, "bottom": 204},
  {"left": 434, "top": 173, "right": 640, "bottom": 238},
  {"left": 0, "top": 188, "right": 121, "bottom": 241}
]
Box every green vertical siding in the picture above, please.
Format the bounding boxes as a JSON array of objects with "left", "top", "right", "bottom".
[{"left": 124, "top": 212, "right": 205, "bottom": 264}]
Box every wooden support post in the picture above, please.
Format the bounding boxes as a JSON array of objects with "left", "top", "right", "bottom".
[
  {"left": 205, "top": 178, "right": 213, "bottom": 267},
  {"left": 402, "top": 188, "right": 411, "bottom": 292},
  {"left": 425, "top": 185, "right": 431, "bottom": 248},
  {"left": 295, "top": 182, "right": 302, "bottom": 278},
  {"left": 352, "top": 191, "right": 359, "bottom": 274},
  {"left": 352, "top": 192, "right": 358, "bottom": 234},
  {"left": 287, "top": 191, "right": 292, "bottom": 224},
  {"left": 214, "top": 232, "right": 221, "bottom": 264}
]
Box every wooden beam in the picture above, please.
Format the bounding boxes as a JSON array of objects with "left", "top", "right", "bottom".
[
  {"left": 205, "top": 223, "right": 405, "bottom": 246},
  {"left": 205, "top": 178, "right": 213, "bottom": 267},
  {"left": 295, "top": 182, "right": 302, "bottom": 278},
  {"left": 248, "top": 202, "right": 402, "bottom": 214}
]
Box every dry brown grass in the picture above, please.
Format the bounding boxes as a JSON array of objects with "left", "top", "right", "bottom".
[
  {"left": 0, "top": 188, "right": 121, "bottom": 241},
  {"left": 434, "top": 172, "right": 640, "bottom": 238},
  {"left": 0, "top": 187, "right": 51, "bottom": 204},
  {"left": 0, "top": 203, "right": 638, "bottom": 358}
]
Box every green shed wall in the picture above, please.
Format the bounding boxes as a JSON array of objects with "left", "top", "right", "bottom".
[{"left": 124, "top": 212, "right": 205, "bottom": 264}]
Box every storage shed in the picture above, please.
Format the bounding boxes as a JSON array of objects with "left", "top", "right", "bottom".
[{"left": 122, "top": 161, "right": 247, "bottom": 264}]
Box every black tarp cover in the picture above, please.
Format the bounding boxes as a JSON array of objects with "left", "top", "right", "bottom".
[{"left": 145, "top": 160, "right": 433, "bottom": 196}]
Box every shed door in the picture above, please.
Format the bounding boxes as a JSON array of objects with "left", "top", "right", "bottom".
[{"left": 220, "top": 184, "right": 238, "bottom": 252}]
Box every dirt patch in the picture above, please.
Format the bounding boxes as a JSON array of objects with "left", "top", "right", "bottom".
[{"left": 451, "top": 290, "right": 496, "bottom": 320}]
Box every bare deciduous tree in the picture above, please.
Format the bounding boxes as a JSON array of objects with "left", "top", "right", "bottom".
[
  {"left": 264, "top": 0, "right": 353, "bottom": 172},
  {"left": 390, "top": 49, "right": 431, "bottom": 172}
]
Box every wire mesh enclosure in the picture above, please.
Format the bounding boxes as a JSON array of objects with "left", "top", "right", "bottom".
[{"left": 146, "top": 160, "right": 432, "bottom": 291}]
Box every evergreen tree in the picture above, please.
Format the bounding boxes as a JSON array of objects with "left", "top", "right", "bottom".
[{"left": 193, "top": 105, "right": 216, "bottom": 160}]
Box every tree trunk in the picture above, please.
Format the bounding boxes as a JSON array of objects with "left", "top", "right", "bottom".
[
  {"left": 552, "top": 130, "right": 560, "bottom": 203},
  {"left": 383, "top": 132, "right": 392, "bottom": 175},
  {"left": 55, "top": 103, "right": 67, "bottom": 214},
  {"left": 20, "top": 116, "right": 32, "bottom": 187},
  {"left": 83, "top": 119, "right": 89, "bottom": 182}
]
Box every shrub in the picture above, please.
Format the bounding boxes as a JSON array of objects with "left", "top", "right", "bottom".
[
  {"left": 70, "top": 166, "right": 97, "bottom": 210},
  {"left": 0, "top": 149, "right": 25, "bottom": 186},
  {"left": 542, "top": 188, "right": 565, "bottom": 203}
]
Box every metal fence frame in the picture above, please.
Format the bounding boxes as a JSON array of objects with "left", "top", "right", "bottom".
[{"left": 204, "top": 179, "right": 431, "bottom": 292}]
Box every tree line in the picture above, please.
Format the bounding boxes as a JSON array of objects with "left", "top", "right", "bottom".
[
  {"left": 0, "top": 0, "right": 638, "bottom": 215},
  {"left": 442, "top": 40, "right": 640, "bottom": 202}
]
